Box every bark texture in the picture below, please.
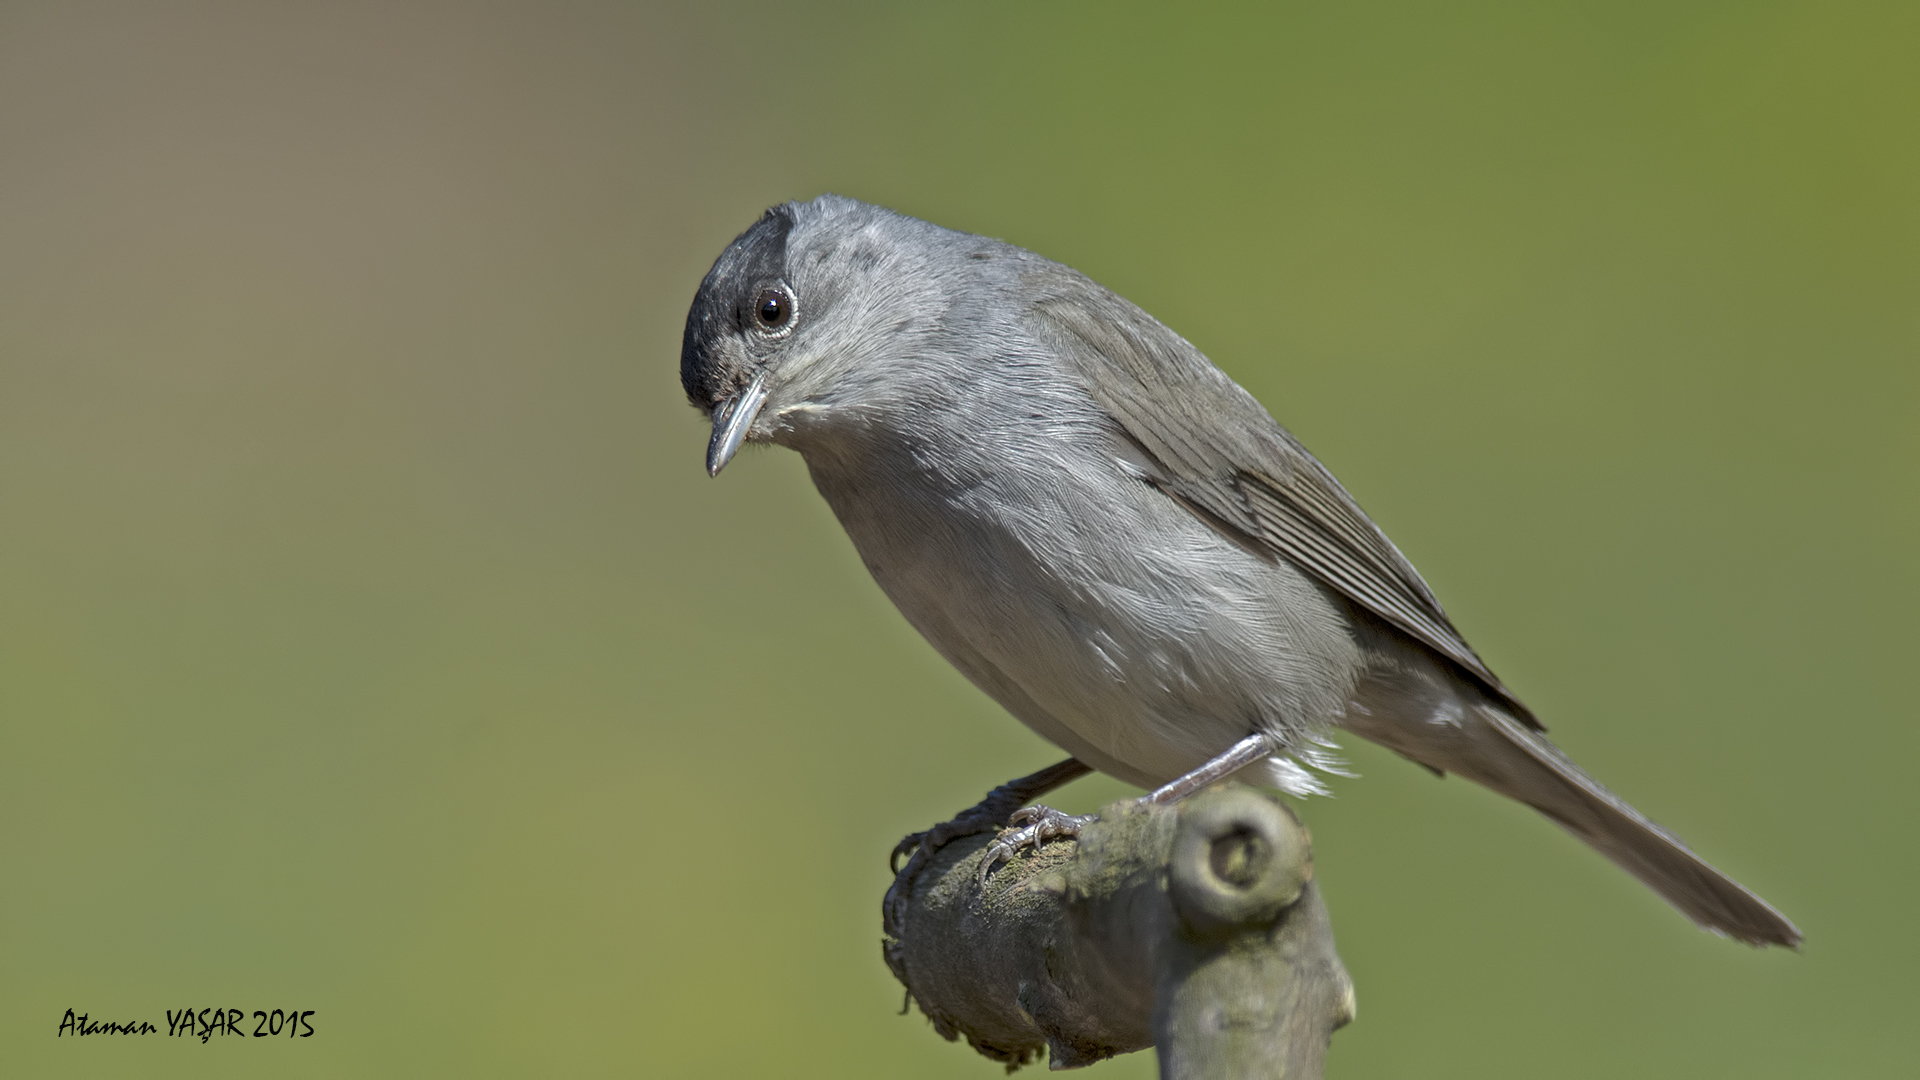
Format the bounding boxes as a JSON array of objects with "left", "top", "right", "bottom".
[{"left": 883, "top": 784, "right": 1355, "bottom": 1076}]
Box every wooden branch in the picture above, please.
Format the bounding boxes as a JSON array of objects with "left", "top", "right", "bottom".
[{"left": 883, "top": 784, "right": 1355, "bottom": 1076}]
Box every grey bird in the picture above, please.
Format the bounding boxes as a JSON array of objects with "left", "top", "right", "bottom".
[{"left": 679, "top": 194, "right": 1800, "bottom": 948}]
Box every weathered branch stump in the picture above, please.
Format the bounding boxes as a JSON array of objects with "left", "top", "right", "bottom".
[{"left": 883, "top": 784, "right": 1355, "bottom": 1076}]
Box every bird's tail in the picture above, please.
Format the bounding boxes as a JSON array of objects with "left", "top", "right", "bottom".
[{"left": 1343, "top": 676, "right": 1801, "bottom": 948}]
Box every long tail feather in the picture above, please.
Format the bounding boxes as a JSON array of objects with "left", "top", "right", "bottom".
[{"left": 1344, "top": 690, "right": 1801, "bottom": 947}]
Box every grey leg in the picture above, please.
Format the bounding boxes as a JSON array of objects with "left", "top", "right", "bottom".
[
  {"left": 1143, "top": 732, "right": 1274, "bottom": 804},
  {"left": 977, "top": 732, "right": 1277, "bottom": 881},
  {"left": 890, "top": 757, "right": 1093, "bottom": 873}
]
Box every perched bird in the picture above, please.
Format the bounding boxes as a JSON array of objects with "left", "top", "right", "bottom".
[{"left": 679, "top": 194, "right": 1800, "bottom": 948}]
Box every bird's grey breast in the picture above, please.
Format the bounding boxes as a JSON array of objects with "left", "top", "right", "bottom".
[{"left": 792, "top": 321, "right": 1365, "bottom": 788}]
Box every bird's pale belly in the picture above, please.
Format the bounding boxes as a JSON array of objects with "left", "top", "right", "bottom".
[{"left": 809, "top": 455, "right": 1367, "bottom": 791}]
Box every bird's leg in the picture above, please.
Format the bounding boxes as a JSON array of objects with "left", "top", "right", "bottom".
[
  {"left": 890, "top": 757, "right": 1093, "bottom": 874},
  {"left": 978, "top": 733, "right": 1276, "bottom": 882},
  {"left": 1141, "top": 732, "right": 1276, "bottom": 804}
]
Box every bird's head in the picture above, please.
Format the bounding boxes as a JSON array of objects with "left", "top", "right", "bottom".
[{"left": 680, "top": 195, "right": 980, "bottom": 475}]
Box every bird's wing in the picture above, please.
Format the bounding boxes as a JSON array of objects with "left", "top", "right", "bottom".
[{"left": 1027, "top": 270, "right": 1534, "bottom": 724}]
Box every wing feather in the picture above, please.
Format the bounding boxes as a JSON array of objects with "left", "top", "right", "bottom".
[{"left": 1027, "top": 270, "right": 1535, "bottom": 725}]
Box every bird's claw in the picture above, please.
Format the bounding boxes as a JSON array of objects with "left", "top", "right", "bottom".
[
  {"left": 890, "top": 813, "right": 1006, "bottom": 874},
  {"left": 890, "top": 831, "right": 929, "bottom": 875},
  {"left": 976, "top": 805, "right": 1095, "bottom": 884}
]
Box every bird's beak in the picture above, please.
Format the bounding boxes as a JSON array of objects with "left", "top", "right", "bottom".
[{"left": 705, "top": 370, "right": 770, "bottom": 477}]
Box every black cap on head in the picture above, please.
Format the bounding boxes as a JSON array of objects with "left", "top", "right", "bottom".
[{"left": 680, "top": 205, "right": 795, "bottom": 413}]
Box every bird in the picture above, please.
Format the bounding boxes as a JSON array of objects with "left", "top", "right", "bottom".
[{"left": 678, "top": 194, "right": 1800, "bottom": 948}]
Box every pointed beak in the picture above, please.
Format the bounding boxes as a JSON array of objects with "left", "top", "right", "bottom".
[{"left": 705, "top": 370, "right": 770, "bottom": 477}]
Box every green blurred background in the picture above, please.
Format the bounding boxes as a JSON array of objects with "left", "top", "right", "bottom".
[{"left": 2, "top": 1, "right": 1914, "bottom": 1075}]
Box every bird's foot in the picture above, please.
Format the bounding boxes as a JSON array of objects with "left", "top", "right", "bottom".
[
  {"left": 888, "top": 757, "right": 1095, "bottom": 875},
  {"left": 977, "top": 805, "right": 1096, "bottom": 884},
  {"left": 891, "top": 812, "right": 1006, "bottom": 874}
]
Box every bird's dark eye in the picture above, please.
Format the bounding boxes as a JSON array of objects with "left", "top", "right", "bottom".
[{"left": 755, "top": 289, "right": 790, "bottom": 329}]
